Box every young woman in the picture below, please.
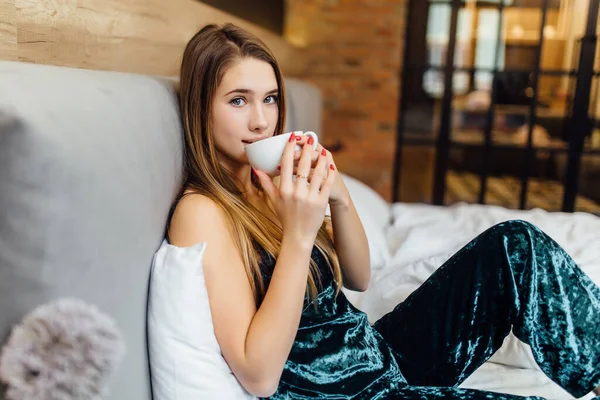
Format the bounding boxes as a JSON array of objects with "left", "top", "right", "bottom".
[{"left": 168, "top": 23, "right": 600, "bottom": 399}]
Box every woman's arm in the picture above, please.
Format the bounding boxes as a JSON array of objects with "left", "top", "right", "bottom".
[
  {"left": 329, "top": 184, "right": 371, "bottom": 292},
  {"left": 169, "top": 195, "right": 313, "bottom": 397}
]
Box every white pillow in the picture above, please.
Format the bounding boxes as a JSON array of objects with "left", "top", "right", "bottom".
[
  {"left": 341, "top": 174, "right": 391, "bottom": 230},
  {"left": 338, "top": 173, "right": 392, "bottom": 270},
  {"left": 147, "top": 240, "right": 256, "bottom": 400}
]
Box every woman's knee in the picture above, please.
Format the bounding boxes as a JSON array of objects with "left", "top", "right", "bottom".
[
  {"left": 490, "top": 219, "right": 543, "bottom": 238},
  {"left": 496, "top": 219, "right": 537, "bottom": 230},
  {"left": 477, "top": 220, "right": 548, "bottom": 254}
]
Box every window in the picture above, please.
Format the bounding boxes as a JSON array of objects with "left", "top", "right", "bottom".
[{"left": 423, "top": 2, "right": 507, "bottom": 96}]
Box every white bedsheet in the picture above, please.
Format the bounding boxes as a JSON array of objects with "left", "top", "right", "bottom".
[{"left": 351, "top": 202, "right": 600, "bottom": 399}]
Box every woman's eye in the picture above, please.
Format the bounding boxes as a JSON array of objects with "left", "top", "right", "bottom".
[
  {"left": 230, "top": 97, "right": 246, "bottom": 107},
  {"left": 265, "top": 95, "right": 278, "bottom": 104}
]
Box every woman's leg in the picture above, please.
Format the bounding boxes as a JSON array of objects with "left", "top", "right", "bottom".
[
  {"left": 366, "top": 385, "right": 545, "bottom": 400},
  {"left": 372, "top": 220, "right": 600, "bottom": 398}
]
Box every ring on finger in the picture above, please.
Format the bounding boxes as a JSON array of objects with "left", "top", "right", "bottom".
[{"left": 296, "top": 174, "right": 309, "bottom": 179}]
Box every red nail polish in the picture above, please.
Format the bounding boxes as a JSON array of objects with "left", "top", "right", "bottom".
[
  {"left": 296, "top": 136, "right": 302, "bottom": 141},
  {"left": 277, "top": 165, "right": 281, "bottom": 170},
  {"left": 321, "top": 149, "right": 326, "bottom": 156},
  {"left": 330, "top": 164, "right": 335, "bottom": 171},
  {"left": 308, "top": 136, "right": 315, "bottom": 145},
  {"left": 289, "top": 134, "right": 295, "bottom": 143},
  {"left": 251, "top": 167, "right": 257, "bottom": 176}
]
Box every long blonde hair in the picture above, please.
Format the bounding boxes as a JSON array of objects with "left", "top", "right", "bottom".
[{"left": 175, "top": 23, "right": 342, "bottom": 306}]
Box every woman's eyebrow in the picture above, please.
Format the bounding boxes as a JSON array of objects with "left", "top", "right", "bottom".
[{"left": 224, "top": 88, "right": 279, "bottom": 96}]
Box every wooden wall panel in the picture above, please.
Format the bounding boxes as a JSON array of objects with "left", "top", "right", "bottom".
[
  {"left": 0, "top": 0, "right": 16, "bottom": 60},
  {"left": 1, "top": 0, "right": 306, "bottom": 76}
]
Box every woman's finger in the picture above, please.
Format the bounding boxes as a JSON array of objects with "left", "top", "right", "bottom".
[
  {"left": 319, "top": 162, "right": 337, "bottom": 201},
  {"left": 324, "top": 147, "right": 337, "bottom": 172},
  {"left": 293, "top": 142, "right": 321, "bottom": 167},
  {"left": 309, "top": 148, "right": 328, "bottom": 195},
  {"left": 295, "top": 137, "right": 315, "bottom": 190},
  {"left": 279, "top": 132, "right": 301, "bottom": 193}
]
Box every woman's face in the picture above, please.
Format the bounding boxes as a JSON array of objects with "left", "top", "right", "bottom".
[{"left": 211, "top": 57, "right": 279, "bottom": 169}]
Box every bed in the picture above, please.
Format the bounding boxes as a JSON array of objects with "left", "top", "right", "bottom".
[{"left": 339, "top": 173, "right": 600, "bottom": 400}]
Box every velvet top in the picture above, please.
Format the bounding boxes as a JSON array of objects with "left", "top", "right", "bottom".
[{"left": 258, "top": 245, "right": 408, "bottom": 399}]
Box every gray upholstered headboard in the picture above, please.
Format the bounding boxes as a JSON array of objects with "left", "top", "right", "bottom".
[
  {"left": 0, "top": 61, "right": 184, "bottom": 399},
  {"left": 0, "top": 61, "right": 323, "bottom": 399},
  {"left": 284, "top": 78, "right": 323, "bottom": 141}
]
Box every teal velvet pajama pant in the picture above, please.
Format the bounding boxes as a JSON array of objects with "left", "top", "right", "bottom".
[{"left": 372, "top": 220, "right": 600, "bottom": 399}]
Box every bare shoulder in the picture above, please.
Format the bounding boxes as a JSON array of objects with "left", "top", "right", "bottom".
[
  {"left": 168, "top": 193, "right": 229, "bottom": 248},
  {"left": 168, "top": 192, "right": 258, "bottom": 389}
]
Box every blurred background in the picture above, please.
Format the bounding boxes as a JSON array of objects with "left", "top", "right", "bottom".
[
  {"left": 203, "top": 0, "right": 600, "bottom": 215},
  {"left": 4, "top": 0, "right": 599, "bottom": 215}
]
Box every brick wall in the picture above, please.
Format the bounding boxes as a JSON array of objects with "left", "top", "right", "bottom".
[{"left": 285, "top": 0, "right": 407, "bottom": 201}]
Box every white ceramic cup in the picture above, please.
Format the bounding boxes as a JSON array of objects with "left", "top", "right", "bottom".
[{"left": 245, "top": 131, "right": 319, "bottom": 176}]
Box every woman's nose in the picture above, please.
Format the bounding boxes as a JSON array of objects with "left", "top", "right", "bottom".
[{"left": 249, "top": 104, "right": 268, "bottom": 132}]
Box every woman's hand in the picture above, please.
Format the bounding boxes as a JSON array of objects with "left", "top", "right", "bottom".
[
  {"left": 253, "top": 133, "right": 337, "bottom": 245},
  {"left": 288, "top": 135, "right": 350, "bottom": 207}
]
